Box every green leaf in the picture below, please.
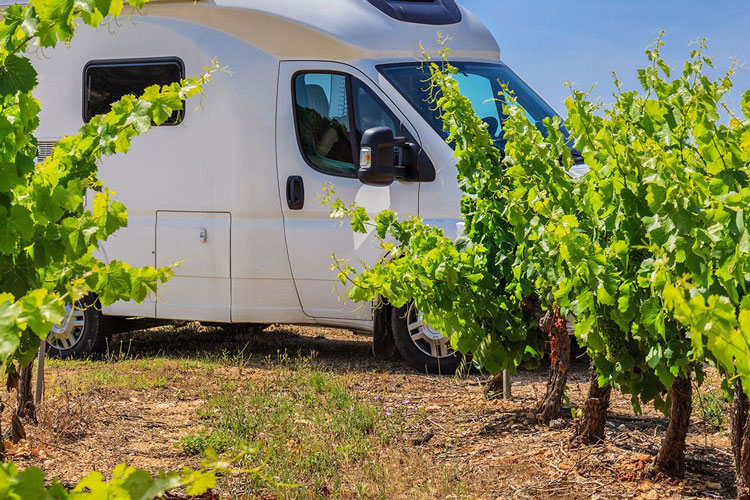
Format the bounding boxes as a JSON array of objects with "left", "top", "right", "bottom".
[
  {"left": 17, "top": 289, "right": 65, "bottom": 337},
  {"left": 640, "top": 298, "right": 661, "bottom": 327},
  {"left": 0, "top": 294, "right": 21, "bottom": 362},
  {"left": 184, "top": 470, "right": 217, "bottom": 496},
  {"left": 0, "top": 55, "right": 38, "bottom": 95}
]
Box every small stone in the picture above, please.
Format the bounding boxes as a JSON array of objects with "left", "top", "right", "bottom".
[
  {"left": 606, "top": 421, "right": 616, "bottom": 428},
  {"left": 642, "top": 490, "right": 659, "bottom": 500},
  {"left": 549, "top": 418, "right": 566, "bottom": 429},
  {"left": 617, "top": 424, "right": 627, "bottom": 432},
  {"left": 706, "top": 481, "right": 722, "bottom": 490},
  {"left": 412, "top": 431, "right": 434, "bottom": 446}
]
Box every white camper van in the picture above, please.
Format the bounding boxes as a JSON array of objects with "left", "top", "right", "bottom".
[{"left": 32, "top": 0, "right": 566, "bottom": 373}]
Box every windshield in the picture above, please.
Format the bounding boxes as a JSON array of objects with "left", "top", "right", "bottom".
[{"left": 379, "top": 62, "right": 568, "bottom": 151}]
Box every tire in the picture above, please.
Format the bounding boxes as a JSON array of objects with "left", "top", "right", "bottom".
[
  {"left": 392, "top": 302, "right": 462, "bottom": 375},
  {"left": 47, "top": 294, "right": 111, "bottom": 358}
]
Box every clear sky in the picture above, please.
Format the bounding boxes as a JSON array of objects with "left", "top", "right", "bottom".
[{"left": 462, "top": 0, "right": 750, "bottom": 116}]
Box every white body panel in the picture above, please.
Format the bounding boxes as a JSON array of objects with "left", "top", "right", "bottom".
[
  {"left": 30, "top": 0, "right": 502, "bottom": 333},
  {"left": 276, "top": 61, "right": 420, "bottom": 324},
  {"left": 156, "top": 211, "right": 231, "bottom": 321}
]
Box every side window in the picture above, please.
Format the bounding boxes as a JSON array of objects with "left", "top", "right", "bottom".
[
  {"left": 294, "top": 73, "right": 355, "bottom": 177},
  {"left": 293, "top": 72, "right": 404, "bottom": 178},
  {"left": 352, "top": 79, "right": 399, "bottom": 146},
  {"left": 84, "top": 58, "right": 184, "bottom": 124}
]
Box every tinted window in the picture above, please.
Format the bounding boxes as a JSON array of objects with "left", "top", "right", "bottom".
[
  {"left": 294, "top": 73, "right": 355, "bottom": 177},
  {"left": 294, "top": 73, "right": 404, "bottom": 178},
  {"left": 366, "top": 0, "right": 462, "bottom": 25},
  {"left": 84, "top": 58, "right": 184, "bottom": 124},
  {"left": 379, "top": 62, "right": 567, "bottom": 151},
  {"left": 352, "top": 80, "right": 399, "bottom": 145}
]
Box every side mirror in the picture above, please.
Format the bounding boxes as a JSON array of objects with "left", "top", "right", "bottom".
[
  {"left": 358, "top": 127, "right": 398, "bottom": 186},
  {"left": 358, "top": 126, "right": 435, "bottom": 186}
]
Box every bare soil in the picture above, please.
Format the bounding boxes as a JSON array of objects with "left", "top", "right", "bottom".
[{"left": 3, "top": 324, "right": 734, "bottom": 499}]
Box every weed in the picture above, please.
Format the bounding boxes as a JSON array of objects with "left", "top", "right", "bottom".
[
  {"left": 694, "top": 389, "right": 729, "bottom": 429},
  {"left": 62, "top": 362, "right": 178, "bottom": 392},
  {"left": 179, "top": 430, "right": 232, "bottom": 455},
  {"left": 192, "top": 363, "right": 405, "bottom": 498}
]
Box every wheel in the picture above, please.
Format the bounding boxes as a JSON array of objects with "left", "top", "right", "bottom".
[
  {"left": 392, "top": 302, "right": 462, "bottom": 374},
  {"left": 47, "top": 294, "right": 110, "bottom": 358}
]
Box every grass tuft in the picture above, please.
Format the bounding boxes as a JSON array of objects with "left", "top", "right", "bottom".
[
  {"left": 694, "top": 388, "right": 729, "bottom": 429},
  {"left": 189, "top": 360, "right": 404, "bottom": 498},
  {"left": 179, "top": 430, "right": 233, "bottom": 455}
]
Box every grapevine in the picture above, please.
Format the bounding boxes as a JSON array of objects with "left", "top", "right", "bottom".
[{"left": 331, "top": 34, "right": 750, "bottom": 479}]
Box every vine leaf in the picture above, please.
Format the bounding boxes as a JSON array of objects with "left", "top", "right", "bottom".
[{"left": 0, "top": 55, "right": 38, "bottom": 95}]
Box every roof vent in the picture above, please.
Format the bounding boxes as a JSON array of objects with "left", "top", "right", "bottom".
[{"left": 366, "top": 0, "right": 462, "bottom": 25}]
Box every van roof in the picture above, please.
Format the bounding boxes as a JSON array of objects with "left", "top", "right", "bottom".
[{"left": 2, "top": 0, "right": 501, "bottom": 62}]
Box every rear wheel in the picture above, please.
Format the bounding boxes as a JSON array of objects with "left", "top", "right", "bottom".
[
  {"left": 392, "top": 302, "right": 462, "bottom": 374},
  {"left": 47, "top": 294, "right": 110, "bottom": 358}
]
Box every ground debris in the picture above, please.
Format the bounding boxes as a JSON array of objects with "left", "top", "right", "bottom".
[{"left": 6, "top": 324, "right": 734, "bottom": 499}]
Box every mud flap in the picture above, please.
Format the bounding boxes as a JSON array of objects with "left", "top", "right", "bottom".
[{"left": 372, "top": 298, "right": 397, "bottom": 360}]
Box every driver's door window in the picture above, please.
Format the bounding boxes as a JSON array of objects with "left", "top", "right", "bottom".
[
  {"left": 294, "top": 73, "right": 354, "bottom": 177},
  {"left": 294, "top": 72, "right": 401, "bottom": 177}
]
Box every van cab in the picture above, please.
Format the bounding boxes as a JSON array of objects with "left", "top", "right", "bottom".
[{"left": 31, "top": 0, "right": 566, "bottom": 373}]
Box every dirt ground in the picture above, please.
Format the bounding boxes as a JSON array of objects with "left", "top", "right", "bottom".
[{"left": 3, "top": 323, "right": 735, "bottom": 499}]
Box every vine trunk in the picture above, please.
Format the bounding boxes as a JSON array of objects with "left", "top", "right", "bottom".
[
  {"left": 16, "top": 361, "right": 36, "bottom": 423},
  {"left": 572, "top": 361, "right": 612, "bottom": 445},
  {"left": 535, "top": 306, "right": 570, "bottom": 424},
  {"left": 652, "top": 376, "right": 692, "bottom": 477}
]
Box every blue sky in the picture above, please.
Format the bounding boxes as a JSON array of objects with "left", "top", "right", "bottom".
[{"left": 463, "top": 0, "right": 750, "bottom": 116}]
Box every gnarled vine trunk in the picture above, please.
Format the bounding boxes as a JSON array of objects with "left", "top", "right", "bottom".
[
  {"left": 484, "top": 371, "right": 505, "bottom": 398},
  {"left": 16, "top": 361, "right": 36, "bottom": 423},
  {"left": 572, "top": 360, "right": 612, "bottom": 445},
  {"left": 535, "top": 306, "right": 571, "bottom": 424},
  {"left": 652, "top": 376, "right": 692, "bottom": 477},
  {"left": 519, "top": 296, "right": 571, "bottom": 424},
  {"left": 732, "top": 381, "right": 750, "bottom": 500}
]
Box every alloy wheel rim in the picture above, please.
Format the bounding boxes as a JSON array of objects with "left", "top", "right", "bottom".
[
  {"left": 47, "top": 303, "right": 86, "bottom": 351},
  {"left": 406, "top": 303, "right": 454, "bottom": 359}
]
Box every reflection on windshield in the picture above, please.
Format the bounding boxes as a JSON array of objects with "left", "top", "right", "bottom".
[{"left": 379, "top": 62, "right": 568, "bottom": 150}]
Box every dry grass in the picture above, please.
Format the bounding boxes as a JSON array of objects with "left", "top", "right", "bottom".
[{"left": 2, "top": 323, "right": 735, "bottom": 499}]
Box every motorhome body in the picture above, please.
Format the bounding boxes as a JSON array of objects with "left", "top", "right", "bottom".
[{"left": 28, "top": 0, "right": 564, "bottom": 373}]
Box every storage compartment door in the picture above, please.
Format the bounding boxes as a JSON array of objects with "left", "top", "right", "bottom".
[{"left": 155, "top": 211, "right": 231, "bottom": 322}]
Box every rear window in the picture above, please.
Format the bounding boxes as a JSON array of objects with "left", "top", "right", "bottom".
[{"left": 83, "top": 58, "right": 185, "bottom": 124}]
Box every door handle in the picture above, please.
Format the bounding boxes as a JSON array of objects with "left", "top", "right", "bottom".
[{"left": 286, "top": 175, "right": 304, "bottom": 210}]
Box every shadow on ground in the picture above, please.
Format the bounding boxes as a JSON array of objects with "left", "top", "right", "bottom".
[{"left": 105, "top": 322, "right": 418, "bottom": 375}]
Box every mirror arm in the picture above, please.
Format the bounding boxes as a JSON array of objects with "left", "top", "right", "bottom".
[{"left": 392, "top": 138, "right": 418, "bottom": 181}]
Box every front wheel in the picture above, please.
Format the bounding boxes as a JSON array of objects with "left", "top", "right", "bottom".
[
  {"left": 392, "top": 302, "right": 462, "bottom": 375},
  {"left": 47, "top": 295, "right": 110, "bottom": 358}
]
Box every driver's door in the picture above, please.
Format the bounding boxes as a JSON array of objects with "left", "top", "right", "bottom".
[{"left": 276, "top": 61, "right": 419, "bottom": 322}]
